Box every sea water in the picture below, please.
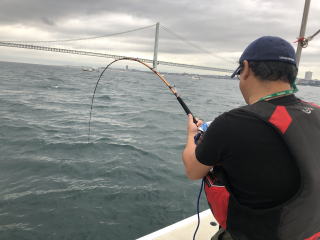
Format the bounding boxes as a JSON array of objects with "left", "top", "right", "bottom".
[{"left": 0, "top": 61, "right": 319, "bottom": 240}]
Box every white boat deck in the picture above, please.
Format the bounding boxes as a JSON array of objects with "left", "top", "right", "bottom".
[{"left": 137, "top": 209, "right": 219, "bottom": 240}]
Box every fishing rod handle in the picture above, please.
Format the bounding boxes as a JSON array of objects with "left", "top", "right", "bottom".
[{"left": 176, "top": 96, "right": 198, "bottom": 124}]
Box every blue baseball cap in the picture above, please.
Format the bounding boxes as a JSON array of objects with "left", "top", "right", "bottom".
[{"left": 231, "top": 36, "right": 297, "bottom": 78}]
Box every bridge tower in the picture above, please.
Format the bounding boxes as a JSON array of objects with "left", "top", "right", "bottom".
[{"left": 153, "top": 22, "right": 160, "bottom": 70}]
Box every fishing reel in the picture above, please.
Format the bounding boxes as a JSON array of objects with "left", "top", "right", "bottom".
[{"left": 194, "top": 121, "right": 212, "bottom": 145}]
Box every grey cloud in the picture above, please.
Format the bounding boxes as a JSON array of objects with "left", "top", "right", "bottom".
[
  {"left": 0, "top": 0, "right": 319, "bottom": 67},
  {"left": 41, "top": 17, "right": 55, "bottom": 26}
]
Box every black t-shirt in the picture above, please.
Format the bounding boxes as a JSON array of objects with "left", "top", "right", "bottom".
[{"left": 196, "top": 95, "right": 301, "bottom": 209}]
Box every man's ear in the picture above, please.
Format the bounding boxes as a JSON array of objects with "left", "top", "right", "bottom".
[{"left": 242, "top": 60, "right": 250, "bottom": 80}]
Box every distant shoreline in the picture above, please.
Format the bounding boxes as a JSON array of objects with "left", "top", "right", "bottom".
[{"left": 1, "top": 60, "right": 319, "bottom": 87}]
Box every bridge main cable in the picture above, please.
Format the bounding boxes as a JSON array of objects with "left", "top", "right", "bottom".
[
  {"left": 0, "top": 24, "right": 156, "bottom": 43},
  {"left": 0, "top": 41, "right": 233, "bottom": 73}
]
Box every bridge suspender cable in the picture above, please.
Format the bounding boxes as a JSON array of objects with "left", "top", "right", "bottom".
[
  {"left": 160, "top": 25, "right": 214, "bottom": 55},
  {"left": 160, "top": 24, "right": 234, "bottom": 65}
]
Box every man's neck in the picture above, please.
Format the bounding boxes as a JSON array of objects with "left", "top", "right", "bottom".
[{"left": 248, "top": 81, "right": 292, "bottom": 104}]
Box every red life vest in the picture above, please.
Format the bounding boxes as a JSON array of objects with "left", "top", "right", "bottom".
[{"left": 204, "top": 100, "right": 320, "bottom": 240}]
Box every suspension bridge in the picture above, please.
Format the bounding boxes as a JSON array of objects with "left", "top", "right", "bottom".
[{"left": 0, "top": 23, "right": 234, "bottom": 74}]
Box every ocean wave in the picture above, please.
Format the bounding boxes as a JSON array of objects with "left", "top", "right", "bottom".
[
  {"left": 0, "top": 125, "right": 36, "bottom": 132},
  {"left": 46, "top": 76, "right": 65, "bottom": 83},
  {"left": 94, "top": 140, "right": 163, "bottom": 160},
  {"left": 0, "top": 184, "right": 101, "bottom": 201},
  {"left": 3, "top": 135, "right": 162, "bottom": 163},
  {"left": 95, "top": 95, "right": 111, "bottom": 101},
  {"left": 0, "top": 179, "right": 160, "bottom": 202},
  {"left": 0, "top": 223, "right": 33, "bottom": 231},
  {"left": 39, "top": 85, "right": 80, "bottom": 91}
]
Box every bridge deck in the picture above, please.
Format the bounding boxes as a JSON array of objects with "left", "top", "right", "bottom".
[{"left": 0, "top": 41, "right": 233, "bottom": 74}]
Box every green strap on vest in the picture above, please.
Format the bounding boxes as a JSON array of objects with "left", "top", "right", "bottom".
[{"left": 259, "top": 82, "right": 299, "bottom": 102}]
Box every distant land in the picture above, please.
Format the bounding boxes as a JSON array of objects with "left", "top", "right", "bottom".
[
  {"left": 296, "top": 78, "right": 320, "bottom": 87},
  {"left": 1, "top": 60, "right": 319, "bottom": 87},
  {"left": 126, "top": 67, "right": 320, "bottom": 87}
]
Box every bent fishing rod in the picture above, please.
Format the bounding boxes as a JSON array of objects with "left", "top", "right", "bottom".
[{"left": 88, "top": 57, "right": 198, "bottom": 142}]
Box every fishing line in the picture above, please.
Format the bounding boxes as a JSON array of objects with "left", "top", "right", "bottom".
[
  {"left": 88, "top": 57, "right": 197, "bottom": 142},
  {"left": 88, "top": 57, "right": 207, "bottom": 239},
  {"left": 193, "top": 179, "right": 204, "bottom": 240}
]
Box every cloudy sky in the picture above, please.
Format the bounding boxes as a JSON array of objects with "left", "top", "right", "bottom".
[{"left": 0, "top": 0, "right": 319, "bottom": 78}]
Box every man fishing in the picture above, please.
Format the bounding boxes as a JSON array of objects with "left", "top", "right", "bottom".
[{"left": 182, "top": 36, "right": 320, "bottom": 240}]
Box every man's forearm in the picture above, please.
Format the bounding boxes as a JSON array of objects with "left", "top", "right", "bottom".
[
  {"left": 182, "top": 115, "right": 212, "bottom": 180},
  {"left": 182, "top": 134, "right": 197, "bottom": 179}
]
